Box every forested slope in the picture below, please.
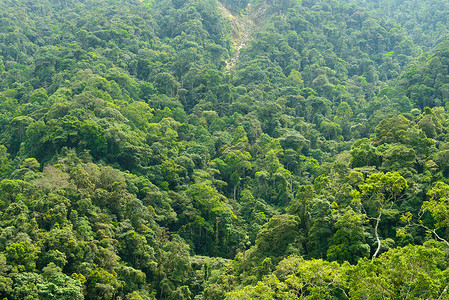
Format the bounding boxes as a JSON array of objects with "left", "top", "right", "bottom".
[{"left": 0, "top": 0, "right": 449, "bottom": 299}]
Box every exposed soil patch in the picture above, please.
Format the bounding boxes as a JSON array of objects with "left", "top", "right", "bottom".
[{"left": 218, "top": 2, "right": 270, "bottom": 71}]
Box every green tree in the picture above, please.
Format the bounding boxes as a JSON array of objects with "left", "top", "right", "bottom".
[
  {"left": 6, "top": 242, "right": 40, "bottom": 272},
  {"left": 275, "top": 256, "right": 351, "bottom": 299},
  {"left": 402, "top": 181, "right": 449, "bottom": 245},
  {"left": 327, "top": 209, "right": 370, "bottom": 264},
  {"left": 357, "top": 172, "right": 408, "bottom": 260},
  {"left": 154, "top": 72, "right": 179, "bottom": 96},
  {"left": 350, "top": 243, "right": 449, "bottom": 299},
  {"left": 38, "top": 263, "right": 84, "bottom": 300},
  {"left": 254, "top": 215, "right": 302, "bottom": 259},
  {"left": 350, "top": 138, "right": 379, "bottom": 168},
  {"left": 86, "top": 266, "right": 122, "bottom": 300},
  {"left": 221, "top": 150, "right": 251, "bottom": 200}
]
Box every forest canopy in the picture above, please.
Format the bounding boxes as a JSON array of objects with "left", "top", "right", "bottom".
[{"left": 1, "top": 0, "right": 449, "bottom": 299}]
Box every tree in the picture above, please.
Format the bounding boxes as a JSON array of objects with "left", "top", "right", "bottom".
[
  {"left": 0, "top": 254, "right": 13, "bottom": 297},
  {"left": 9, "top": 116, "right": 35, "bottom": 155},
  {"left": 372, "top": 115, "right": 410, "bottom": 145},
  {"left": 0, "top": 145, "right": 12, "bottom": 178},
  {"left": 38, "top": 263, "right": 84, "bottom": 300},
  {"left": 226, "top": 274, "right": 295, "bottom": 300},
  {"left": 349, "top": 138, "right": 379, "bottom": 168},
  {"left": 357, "top": 172, "right": 408, "bottom": 260},
  {"left": 350, "top": 243, "right": 449, "bottom": 299},
  {"left": 86, "top": 266, "right": 122, "bottom": 300},
  {"left": 227, "top": 256, "right": 351, "bottom": 299},
  {"left": 275, "top": 256, "right": 351, "bottom": 299},
  {"left": 154, "top": 72, "right": 179, "bottom": 96},
  {"left": 254, "top": 215, "right": 302, "bottom": 259},
  {"left": 380, "top": 144, "right": 416, "bottom": 171},
  {"left": 6, "top": 242, "right": 40, "bottom": 272},
  {"left": 334, "top": 101, "right": 353, "bottom": 124},
  {"left": 30, "top": 88, "right": 48, "bottom": 104},
  {"left": 327, "top": 208, "right": 370, "bottom": 264},
  {"left": 306, "top": 196, "right": 334, "bottom": 259},
  {"left": 320, "top": 120, "right": 342, "bottom": 140},
  {"left": 401, "top": 181, "right": 449, "bottom": 245},
  {"left": 278, "top": 131, "right": 308, "bottom": 152},
  {"left": 221, "top": 150, "right": 252, "bottom": 200},
  {"left": 120, "top": 101, "right": 154, "bottom": 132},
  {"left": 183, "top": 184, "right": 237, "bottom": 257},
  {"left": 80, "top": 120, "right": 107, "bottom": 158}
]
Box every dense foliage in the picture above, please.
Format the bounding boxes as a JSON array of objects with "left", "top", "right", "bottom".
[{"left": 1, "top": 0, "right": 449, "bottom": 299}]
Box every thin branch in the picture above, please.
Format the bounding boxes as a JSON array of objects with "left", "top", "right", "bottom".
[
  {"left": 371, "top": 211, "right": 383, "bottom": 261},
  {"left": 438, "top": 285, "right": 448, "bottom": 300},
  {"left": 429, "top": 228, "right": 449, "bottom": 247},
  {"left": 406, "top": 221, "right": 449, "bottom": 247},
  {"left": 338, "top": 288, "right": 350, "bottom": 300}
]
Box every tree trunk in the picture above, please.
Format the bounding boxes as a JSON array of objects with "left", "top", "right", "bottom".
[{"left": 371, "top": 210, "right": 383, "bottom": 261}]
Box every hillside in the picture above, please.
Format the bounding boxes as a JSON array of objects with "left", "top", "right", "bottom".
[
  {"left": 0, "top": 0, "right": 449, "bottom": 299},
  {"left": 219, "top": 2, "right": 270, "bottom": 70}
]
